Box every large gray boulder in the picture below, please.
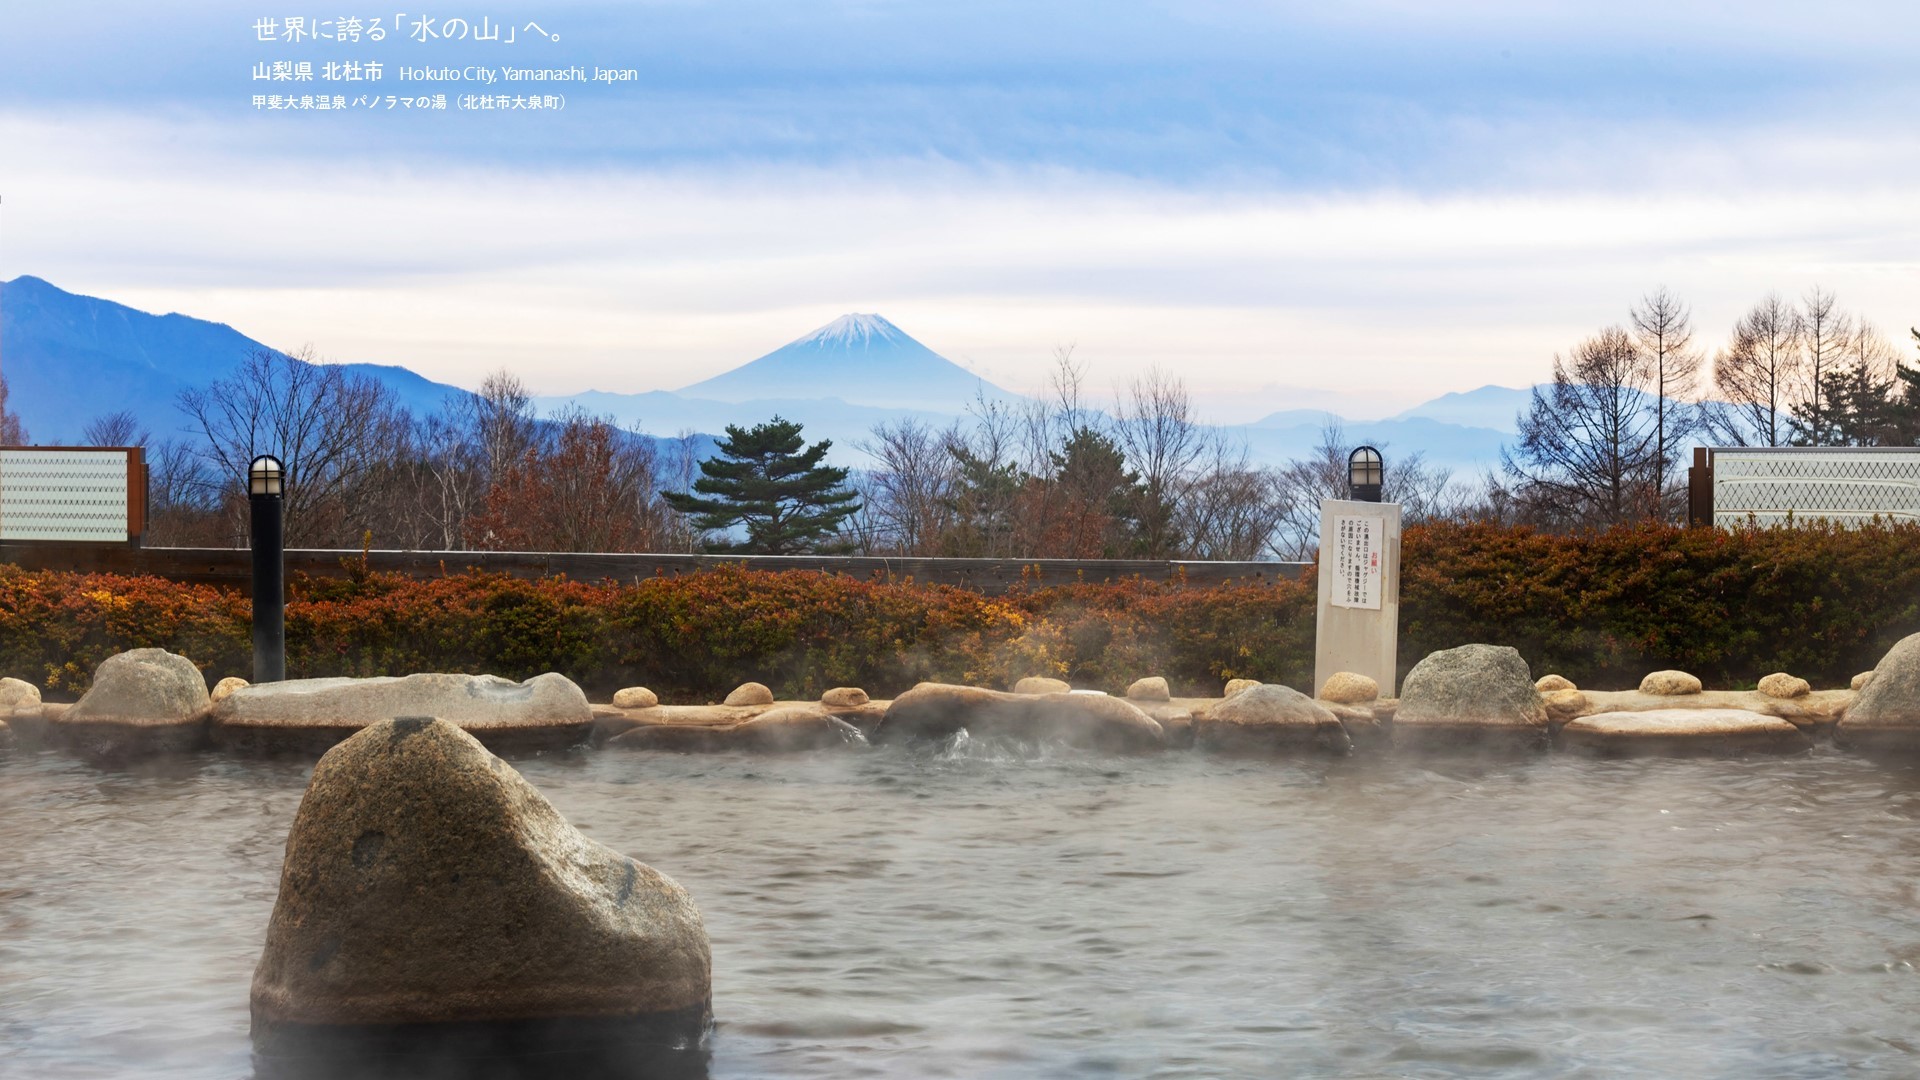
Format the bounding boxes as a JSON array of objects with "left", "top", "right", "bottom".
[
  {"left": 251, "top": 717, "right": 710, "bottom": 1054},
  {"left": 210, "top": 672, "right": 593, "bottom": 755},
  {"left": 1838, "top": 632, "right": 1920, "bottom": 752},
  {"left": 875, "top": 683, "right": 1166, "bottom": 752},
  {"left": 53, "top": 648, "right": 211, "bottom": 759},
  {"left": 1192, "top": 684, "right": 1351, "bottom": 755},
  {"left": 1393, "top": 644, "right": 1547, "bottom": 751}
]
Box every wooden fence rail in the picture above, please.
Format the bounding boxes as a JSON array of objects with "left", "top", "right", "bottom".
[{"left": 0, "top": 544, "right": 1308, "bottom": 594}]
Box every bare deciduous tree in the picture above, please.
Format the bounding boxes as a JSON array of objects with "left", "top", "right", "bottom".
[
  {"left": 854, "top": 418, "right": 958, "bottom": 555},
  {"left": 465, "top": 408, "right": 677, "bottom": 553},
  {"left": 1629, "top": 286, "right": 1700, "bottom": 504},
  {"left": 1177, "top": 440, "right": 1288, "bottom": 560},
  {"left": 474, "top": 369, "right": 539, "bottom": 479},
  {"left": 0, "top": 369, "right": 27, "bottom": 444},
  {"left": 144, "top": 438, "right": 226, "bottom": 546},
  {"left": 1790, "top": 286, "right": 1856, "bottom": 445},
  {"left": 1708, "top": 293, "right": 1802, "bottom": 447},
  {"left": 178, "top": 347, "right": 409, "bottom": 546},
  {"left": 1114, "top": 368, "right": 1206, "bottom": 558},
  {"left": 81, "top": 410, "right": 148, "bottom": 447},
  {"left": 1266, "top": 419, "right": 1459, "bottom": 558},
  {"left": 1503, "top": 326, "right": 1661, "bottom": 526}
]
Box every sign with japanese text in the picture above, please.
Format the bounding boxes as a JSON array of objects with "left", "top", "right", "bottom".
[{"left": 1329, "top": 514, "right": 1381, "bottom": 610}]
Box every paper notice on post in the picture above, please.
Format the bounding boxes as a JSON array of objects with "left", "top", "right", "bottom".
[{"left": 1330, "top": 514, "right": 1382, "bottom": 610}]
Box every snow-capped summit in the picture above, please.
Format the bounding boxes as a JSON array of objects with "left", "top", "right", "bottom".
[
  {"left": 795, "top": 313, "right": 911, "bottom": 349},
  {"left": 676, "top": 313, "right": 1016, "bottom": 410}
]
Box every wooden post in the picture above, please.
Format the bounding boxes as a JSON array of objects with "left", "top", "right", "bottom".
[{"left": 1687, "top": 447, "right": 1714, "bottom": 526}]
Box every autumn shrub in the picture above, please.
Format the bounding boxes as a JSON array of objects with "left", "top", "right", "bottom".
[
  {"left": 0, "top": 568, "right": 250, "bottom": 694},
  {"left": 6, "top": 520, "right": 1919, "bottom": 698},
  {"left": 1399, "top": 519, "right": 1920, "bottom": 688}
]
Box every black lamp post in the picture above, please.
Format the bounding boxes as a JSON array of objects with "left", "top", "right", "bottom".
[
  {"left": 1347, "top": 446, "right": 1383, "bottom": 503},
  {"left": 249, "top": 455, "right": 286, "bottom": 683}
]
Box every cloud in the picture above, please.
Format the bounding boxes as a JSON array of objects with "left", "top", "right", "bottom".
[
  {"left": 4, "top": 110, "right": 1914, "bottom": 424},
  {"left": 0, "top": 1, "right": 1915, "bottom": 422}
]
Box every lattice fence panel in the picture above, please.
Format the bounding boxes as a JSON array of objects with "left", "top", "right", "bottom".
[
  {"left": 1712, "top": 449, "right": 1920, "bottom": 527},
  {"left": 0, "top": 450, "right": 132, "bottom": 542}
]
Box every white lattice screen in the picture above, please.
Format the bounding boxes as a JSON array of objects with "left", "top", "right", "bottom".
[
  {"left": 0, "top": 449, "right": 135, "bottom": 542},
  {"left": 1711, "top": 448, "right": 1920, "bottom": 527}
]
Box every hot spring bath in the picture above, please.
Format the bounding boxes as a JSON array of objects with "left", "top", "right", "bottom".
[{"left": 4, "top": 743, "right": 1919, "bottom": 1078}]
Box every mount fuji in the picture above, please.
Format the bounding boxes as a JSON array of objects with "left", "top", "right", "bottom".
[
  {"left": 0, "top": 277, "right": 1523, "bottom": 473},
  {"left": 676, "top": 313, "right": 1015, "bottom": 410}
]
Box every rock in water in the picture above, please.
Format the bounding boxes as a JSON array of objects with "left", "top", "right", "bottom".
[
  {"left": 1317, "top": 672, "right": 1379, "bottom": 704},
  {"left": 1639, "top": 670, "right": 1703, "bottom": 696},
  {"left": 1541, "top": 688, "right": 1590, "bottom": 723},
  {"left": 612, "top": 686, "right": 659, "bottom": 710},
  {"left": 0, "top": 677, "right": 41, "bottom": 750},
  {"left": 1838, "top": 633, "right": 1920, "bottom": 752},
  {"left": 53, "top": 648, "right": 210, "bottom": 760},
  {"left": 610, "top": 707, "right": 866, "bottom": 753},
  {"left": 820, "top": 686, "right": 869, "bottom": 707},
  {"left": 251, "top": 717, "right": 710, "bottom": 1059},
  {"left": 1223, "top": 678, "right": 1261, "bottom": 698},
  {"left": 1013, "top": 676, "right": 1072, "bottom": 695},
  {"left": 1560, "top": 709, "right": 1810, "bottom": 757},
  {"left": 877, "top": 683, "right": 1165, "bottom": 752},
  {"left": 1125, "top": 676, "right": 1172, "bottom": 702},
  {"left": 0, "top": 676, "right": 41, "bottom": 710},
  {"left": 1757, "top": 672, "right": 1811, "bottom": 699},
  {"left": 723, "top": 682, "right": 774, "bottom": 707},
  {"left": 1193, "top": 684, "right": 1351, "bottom": 755},
  {"left": 210, "top": 673, "right": 593, "bottom": 755},
  {"left": 1394, "top": 644, "right": 1547, "bottom": 751},
  {"left": 1535, "top": 674, "right": 1576, "bottom": 693}
]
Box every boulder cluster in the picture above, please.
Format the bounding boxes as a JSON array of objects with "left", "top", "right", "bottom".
[{"left": 7, "top": 636, "right": 1920, "bottom": 769}]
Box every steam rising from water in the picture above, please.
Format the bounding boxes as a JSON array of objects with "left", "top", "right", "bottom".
[{"left": 4, "top": 747, "right": 1920, "bottom": 1077}]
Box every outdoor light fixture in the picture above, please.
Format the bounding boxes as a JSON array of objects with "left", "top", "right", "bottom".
[
  {"left": 248, "top": 454, "right": 286, "bottom": 682},
  {"left": 1348, "top": 446, "right": 1384, "bottom": 503},
  {"left": 248, "top": 454, "right": 284, "bottom": 496}
]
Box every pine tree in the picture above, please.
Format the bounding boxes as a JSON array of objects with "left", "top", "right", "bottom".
[{"left": 664, "top": 417, "right": 860, "bottom": 553}]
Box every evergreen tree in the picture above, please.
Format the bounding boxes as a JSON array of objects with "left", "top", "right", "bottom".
[
  {"left": 1793, "top": 361, "right": 1899, "bottom": 446},
  {"left": 941, "top": 444, "right": 1024, "bottom": 556},
  {"left": 664, "top": 417, "right": 860, "bottom": 553},
  {"left": 1045, "top": 427, "right": 1142, "bottom": 556}
]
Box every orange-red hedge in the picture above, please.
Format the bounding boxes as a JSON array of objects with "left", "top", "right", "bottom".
[
  {"left": 4, "top": 520, "right": 1917, "bottom": 698},
  {"left": 0, "top": 562, "right": 1314, "bottom": 700}
]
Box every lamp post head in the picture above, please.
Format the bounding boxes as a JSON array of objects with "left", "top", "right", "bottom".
[
  {"left": 248, "top": 455, "right": 285, "bottom": 497},
  {"left": 1347, "top": 446, "right": 1383, "bottom": 502}
]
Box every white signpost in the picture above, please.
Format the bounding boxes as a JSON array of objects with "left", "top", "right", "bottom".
[{"left": 1314, "top": 498, "right": 1402, "bottom": 697}]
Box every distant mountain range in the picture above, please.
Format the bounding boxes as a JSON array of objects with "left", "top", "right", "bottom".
[
  {"left": 0, "top": 275, "right": 1527, "bottom": 474},
  {"left": 0, "top": 276, "right": 471, "bottom": 440}
]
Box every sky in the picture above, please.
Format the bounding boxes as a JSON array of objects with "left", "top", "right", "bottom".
[{"left": 0, "top": 0, "right": 1915, "bottom": 422}]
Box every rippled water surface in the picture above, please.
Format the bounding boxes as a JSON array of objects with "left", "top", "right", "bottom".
[{"left": 6, "top": 741, "right": 1920, "bottom": 1078}]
